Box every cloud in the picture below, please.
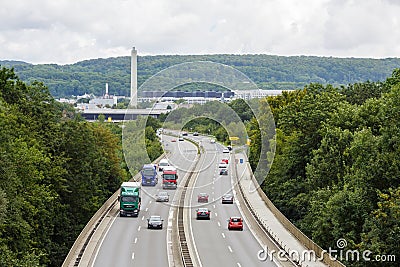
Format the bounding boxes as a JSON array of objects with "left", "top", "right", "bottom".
[{"left": 0, "top": 0, "right": 399, "bottom": 64}]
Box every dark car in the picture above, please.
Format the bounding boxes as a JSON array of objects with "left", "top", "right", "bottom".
[
  {"left": 197, "top": 193, "right": 209, "bottom": 203},
  {"left": 196, "top": 208, "right": 211, "bottom": 220},
  {"left": 222, "top": 194, "right": 234, "bottom": 204},
  {"left": 193, "top": 132, "right": 199, "bottom": 136},
  {"left": 228, "top": 217, "right": 243, "bottom": 231},
  {"left": 147, "top": 215, "right": 163, "bottom": 229},
  {"left": 220, "top": 168, "right": 228, "bottom": 175}
]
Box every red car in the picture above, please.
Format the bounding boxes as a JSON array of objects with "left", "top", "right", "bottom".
[
  {"left": 221, "top": 159, "right": 229, "bottom": 164},
  {"left": 228, "top": 217, "right": 243, "bottom": 231},
  {"left": 197, "top": 193, "right": 209, "bottom": 203}
]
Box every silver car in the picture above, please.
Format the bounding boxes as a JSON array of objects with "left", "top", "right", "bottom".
[
  {"left": 147, "top": 215, "right": 163, "bottom": 229},
  {"left": 156, "top": 191, "right": 169, "bottom": 202}
]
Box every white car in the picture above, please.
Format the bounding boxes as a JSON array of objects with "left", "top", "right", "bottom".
[
  {"left": 210, "top": 139, "right": 216, "bottom": 144},
  {"left": 222, "top": 148, "right": 230, "bottom": 153},
  {"left": 156, "top": 191, "right": 169, "bottom": 202}
]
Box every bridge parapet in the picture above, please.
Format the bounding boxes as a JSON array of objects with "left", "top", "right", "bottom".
[{"left": 233, "top": 151, "right": 345, "bottom": 267}]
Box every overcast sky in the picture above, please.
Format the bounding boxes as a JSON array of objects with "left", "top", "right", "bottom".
[{"left": 1, "top": 0, "right": 399, "bottom": 64}]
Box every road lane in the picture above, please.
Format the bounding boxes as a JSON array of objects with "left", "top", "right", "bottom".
[
  {"left": 92, "top": 133, "right": 278, "bottom": 267},
  {"left": 189, "top": 136, "right": 277, "bottom": 267},
  {"left": 92, "top": 135, "right": 197, "bottom": 267}
]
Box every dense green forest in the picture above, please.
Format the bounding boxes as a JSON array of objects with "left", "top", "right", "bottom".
[
  {"left": 1, "top": 54, "right": 400, "bottom": 98},
  {"left": 246, "top": 70, "right": 400, "bottom": 266},
  {"left": 0, "top": 67, "right": 162, "bottom": 266}
]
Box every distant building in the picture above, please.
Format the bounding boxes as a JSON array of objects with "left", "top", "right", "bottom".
[
  {"left": 89, "top": 97, "right": 117, "bottom": 107},
  {"left": 138, "top": 89, "right": 291, "bottom": 104},
  {"left": 152, "top": 102, "right": 176, "bottom": 110},
  {"left": 57, "top": 98, "right": 76, "bottom": 104},
  {"left": 232, "top": 89, "right": 293, "bottom": 100}
]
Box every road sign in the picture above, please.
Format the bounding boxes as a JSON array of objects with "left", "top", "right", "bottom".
[{"left": 229, "top": 136, "right": 239, "bottom": 141}]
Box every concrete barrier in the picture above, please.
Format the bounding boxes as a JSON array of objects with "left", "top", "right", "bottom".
[{"left": 239, "top": 153, "right": 345, "bottom": 267}]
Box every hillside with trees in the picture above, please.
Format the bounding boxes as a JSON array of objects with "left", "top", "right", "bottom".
[
  {"left": 246, "top": 69, "right": 400, "bottom": 266},
  {"left": 0, "top": 67, "right": 162, "bottom": 266},
  {"left": 1, "top": 55, "right": 399, "bottom": 98}
]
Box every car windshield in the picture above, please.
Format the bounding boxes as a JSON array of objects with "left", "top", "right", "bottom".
[
  {"left": 143, "top": 169, "right": 154, "bottom": 176},
  {"left": 163, "top": 174, "right": 176, "bottom": 179},
  {"left": 159, "top": 162, "right": 168, "bottom": 166},
  {"left": 198, "top": 208, "right": 208, "bottom": 212},
  {"left": 224, "top": 194, "right": 232, "bottom": 198},
  {"left": 150, "top": 216, "right": 161, "bottom": 221},
  {"left": 121, "top": 196, "right": 137, "bottom": 203},
  {"left": 231, "top": 218, "right": 241, "bottom": 222}
]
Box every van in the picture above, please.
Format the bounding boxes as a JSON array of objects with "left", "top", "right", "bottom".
[{"left": 158, "top": 159, "right": 169, "bottom": 171}]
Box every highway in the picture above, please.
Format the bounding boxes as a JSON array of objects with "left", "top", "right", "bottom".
[
  {"left": 188, "top": 135, "right": 276, "bottom": 267},
  {"left": 92, "top": 134, "right": 197, "bottom": 267},
  {"left": 91, "top": 133, "right": 277, "bottom": 266}
]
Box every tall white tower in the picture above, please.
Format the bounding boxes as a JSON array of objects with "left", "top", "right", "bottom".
[
  {"left": 105, "top": 83, "right": 109, "bottom": 97},
  {"left": 130, "top": 46, "right": 138, "bottom": 108}
]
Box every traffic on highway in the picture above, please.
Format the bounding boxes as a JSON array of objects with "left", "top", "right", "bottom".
[{"left": 91, "top": 132, "right": 278, "bottom": 267}]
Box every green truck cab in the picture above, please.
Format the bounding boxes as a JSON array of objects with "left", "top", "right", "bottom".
[{"left": 119, "top": 182, "right": 141, "bottom": 217}]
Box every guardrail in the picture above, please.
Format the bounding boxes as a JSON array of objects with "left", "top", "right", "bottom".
[
  {"left": 235, "top": 152, "right": 345, "bottom": 267},
  {"left": 176, "top": 136, "right": 201, "bottom": 267},
  {"left": 62, "top": 153, "right": 165, "bottom": 267}
]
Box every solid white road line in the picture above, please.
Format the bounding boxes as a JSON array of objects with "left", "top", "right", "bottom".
[{"left": 90, "top": 214, "right": 118, "bottom": 267}]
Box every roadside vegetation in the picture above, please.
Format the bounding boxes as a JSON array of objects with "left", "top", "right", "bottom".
[
  {"left": 247, "top": 69, "right": 400, "bottom": 266},
  {"left": 0, "top": 67, "right": 162, "bottom": 266}
]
